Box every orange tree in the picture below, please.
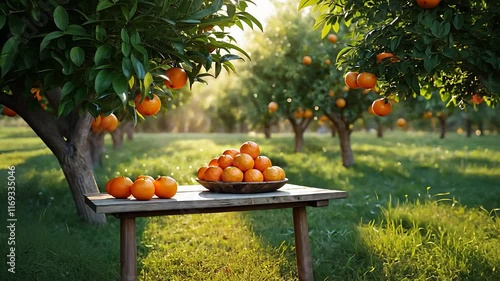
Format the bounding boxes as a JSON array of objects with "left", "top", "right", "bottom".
[
  {"left": 301, "top": 0, "right": 500, "bottom": 107},
  {"left": 0, "top": 1, "right": 261, "bottom": 224},
  {"left": 239, "top": 2, "right": 376, "bottom": 167}
]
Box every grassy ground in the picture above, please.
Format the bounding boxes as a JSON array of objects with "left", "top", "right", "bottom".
[{"left": 0, "top": 127, "right": 499, "bottom": 280}]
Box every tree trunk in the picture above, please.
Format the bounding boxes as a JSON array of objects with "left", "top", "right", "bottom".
[
  {"left": 264, "top": 121, "right": 272, "bottom": 139},
  {"left": 439, "top": 116, "right": 447, "bottom": 139},
  {"left": 326, "top": 113, "right": 354, "bottom": 167},
  {"left": 465, "top": 117, "right": 472, "bottom": 137},
  {"left": 478, "top": 121, "right": 484, "bottom": 136},
  {"left": 125, "top": 121, "right": 134, "bottom": 140},
  {"left": 329, "top": 122, "right": 337, "bottom": 137},
  {"left": 289, "top": 117, "right": 312, "bottom": 153},
  {"left": 111, "top": 126, "right": 124, "bottom": 149},
  {"left": 88, "top": 131, "right": 105, "bottom": 167},
  {"left": 376, "top": 119, "right": 384, "bottom": 138}
]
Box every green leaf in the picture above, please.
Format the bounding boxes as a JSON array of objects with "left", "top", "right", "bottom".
[
  {"left": 40, "top": 31, "right": 65, "bottom": 52},
  {"left": 220, "top": 54, "right": 243, "bottom": 63},
  {"left": 94, "top": 45, "right": 112, "bottom": 66},
  {"left": 189, "top": 0, "right": 223, "bottom": 20},
  {"left": 70, "top": 47, "right": 85, "bottom": 67},
  {"left": 131, "top": 54, "right": 145, "bottom": 79},
  {"left": 65, "top": 25, "right": 89, "bottom": 37},
  {"left": 54, "top": 6, "right": 69, "bottom": 31},
  {"left": 97, "top": 0, "right": 115, "bottom": 11},
  {"left": 94, "top": 70, "right": 115, "bottom": 94},
  {"left": 122, "top": 42, "right": 132, "bottom": 57},
  {"left": 130, "top": 31, "right": 141, "bottom": 45},
  {"left": 58, "top": 96, "right": 75, "bottom": 117},
  {"left": 0, "top": 15, "right": 6, "bottom": 29},
  {"left": 424, "top": 54, "right": 439, "bottom": 73},
  {"left": 112, "top": 75, "right": 129, "bottom": 105},
  {"left": 1, "top": 37, "right": 18, "bottom": 78},
  {"left": 453, "top": 14, "right": 464, "bottom": 30},
  {"left": 95, "top": 25, "right": 106, "bottom": 41},
  {"left": 121, "top": 28, "right": 130, "bottom": 43},
  {"left": 143, "top": 72, "right": 153, "bottom": 94},
  {"left": 122, "top": 57, "right": 133, "bottom": 78},
  {"left": 61, "top": 81, "right": 77, "bottom": 98}
]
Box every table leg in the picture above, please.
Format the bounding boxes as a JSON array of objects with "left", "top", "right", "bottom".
[
  {"left": 293, "top": 206, "right": 313, "bottom": 281},
  {"left": 120, "top": 216, "right": 137, "bottom": 281}
]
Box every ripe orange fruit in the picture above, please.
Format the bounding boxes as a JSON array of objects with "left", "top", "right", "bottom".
[
  {"left": 244, "top": 169, "right": 264, "bottom": 182},
  {"left": 371, "top": 99, "right": 392, "bottom": 116},
  {"left": 134, "top": 94, "right": 161, "bottom": 116},
  {"left": 376, "top": 52, "right": 396, "bottom": 63},
  {"left": 254, "top": 156, "right": 272, "bottom": 172},
  {"left": 294, "top": 108, "right": 304, "bottom": 119},
  {"left": 471, "top": 94, "right": 484, "bottom": 104},
  {"left": 423, "top": 111, "right": 433, "bottom": 118},
  {"left": 263, "top": 166, "right": 282, "bottom": 182},
  {"left": 154, "top": 176, "right": 178, "bottom": 199},
  {"left": 397, "top": 118, "right": 407, "bottom": 127},
  {"left": 221, "top": 166, "right": 244, "bottom": 182},
  {"left": 344, "top": 71, "right": 360, "bottom": 89},
  {"left": 336, "top": 98, "right": 346, "bottom": 108},
  {"left": 327, "top": 34, "right": 338, "bottom": 44},
  {"left": 328, "top": 90, "right": 335, "bottom": 97},
  {"left": 223, "top": 149, "right": 240, "bottom": 159},
  {"left": 131, "top": 178, "right": 155, "bottom": 200},
  {"left": 325, "top": 59, "right": 331, "bottom": 65},
  {"left": 3, "top": 106, "right": 17, "bottom": 117},
  {"left": 208, "top": 157, "right": 219, "bottom": 166},
  {"left": 164, "top": 67, "right": 188, "bottom": 89},
  {"left": 319, "top": 115, "right": 329, "bottom": 122},
  {"left": 105, "top": 177, "right": 116, "bottom": 194},
  {"left": 217, "top": 154, "right": 234, "bottom": 169},
  {"left": 274, "top": 166, "right": 286, "bottom": 180},
  {"left": 108, "top": 176, "right": 133, "bottom": 199},
  {"left": 303, "top": 109, "right": 313, "bottom": 119},
  {"left": 356, "top": 72, "right": 377, "bottom": 89},
  {"left": 416, "top": 0, "right": 440, "bottom": 9},
  {"left": 31, "top": 87, "right": 43, "bottom": 101},
  {"left": 233, "top": 153, "right": 255, "bottom": 172},
  {"left": 90, "top": 115, "right": 102, "bottom": 132},
  {"left": 204, "top": 166, "right": 224, "bottom": 181},
  {"left": 362, "top": 89, "right": 371, "bottom": 95},
  {"left": 343, "top": 85, "right": 350, "bottom": 92},
  {"left": 240, "top": 141, "right": 260, "bottom": 159},
  {"left": 302, "top": 56, "right": 312, "bottom": 65},
  {"left": 100, "top": 113, "right": 119, "bottom": 132},
  {"left": 268, "top": 101, "right": 278, "bottom": 113},
  {"left": 135, "top": 175, "right": 154, "bottom": 182},
  {"left": 197, "top": 165, "right": 209, "bottom": 180}
]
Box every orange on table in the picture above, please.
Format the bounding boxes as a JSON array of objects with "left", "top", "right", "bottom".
[
  {"left": 105, "top": 177, "right": 115, "bottom": 194},
  {"left": 135, "top": 175, "right": 154, "bottom": 182},
  {"left": 274, "top": 166, "right": 286, "bottom": 180},
  {"left": 154, "top": 176, "right": 178, "bottom": 199},
  {"left": 240, "top": 141, "right": 260, "bottom": 159},
  {"left": 263, "top": 166, "right": 282, "bottom": 182},
  {"left": 223, "top": 149, "right": 240, "bottom": 159},
  {"left": 233, "top": 153, "right": 255, "bottom": 172},
  {"left": 254, "top": 156, "right": 272, "bottom": 172},
  {"left": 131, "top": 178, "right": 155, "bottom": 201},
  {"left": 243, "top": 169, "right": 264, "bottom": 182},
  {"left": 108, "top": 176, "right": 133, "bottom": 199},
  {"left": 217, "top": 154, "right": 234, "bottom": 169},
  {"left": 197, "top": 165, "right": 209, "bottom": 180},
  {"left": 204, "top": 166, "right": 224, "bottom": 181},
  {"left": 208, "top": 157, "right": 219, "bottom": 166},
  {"left": 221, "top": 166, "right": 244, "bottom": 182}
]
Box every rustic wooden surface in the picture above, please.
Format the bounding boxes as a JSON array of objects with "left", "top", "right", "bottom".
[{"left": 85, "top": 184, "right": 348, "bottom": 214}]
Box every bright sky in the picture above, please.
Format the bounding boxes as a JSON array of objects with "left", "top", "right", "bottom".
[{"left": 229, "top": 0, "right": 275, "bottom": 46}]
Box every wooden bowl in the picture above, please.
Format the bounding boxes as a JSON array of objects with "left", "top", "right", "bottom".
[{"left": 196, "top": 178, "right": 288, "bottom": 194}]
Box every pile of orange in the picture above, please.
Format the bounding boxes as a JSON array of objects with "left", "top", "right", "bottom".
[
  {"left": 197, "top": 141, "right": 286, "bottom": 183},
  {"left": 106, "top": 174, "right": 178, "bottom": 200}
]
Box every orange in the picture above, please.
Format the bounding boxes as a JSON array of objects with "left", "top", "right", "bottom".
[
  {"left": 217, "top": 154, "right": 234, "bottom": 169},
  {"left": 164, "top": 67, "right": 188, "bottom": 89},
  {"left": 31, "top": 87, "right": 43, "bottom": 101},
  {"left": 303, "top": 109, "right": 313, "bottom": 119},
  {"left": 263, "top": 166, "right": 282, "bottom": 182},
  {"left": 240, "top": 141, "right": 260, "bottom": 159},
  {"left": 208, "top": 157, "right": 219, "bottom": 166},
  {"left": 376, "top": 52, "right": 396, "bottom": 63},
  {"left": 325, "top": 59, "right": 331, "bottom": 65},
  {"left": 197, "top": 165, "right": 209, "bottom": 180},
  {"left": 108, "top": 176, "right": 133, "bottom": 199},
  {"left": 221, "top": 166, "right": 244, "bottom": 182},
  {"left": 397, "top": 118, "right": 407, "bottom": 127},
  {"left": 343, "top": 85, "right": 350, "bottom": 92},
  {"left": 328, "top": 90, "right": 335, "bottom": 97},
  {"left": 471, "top": 94, "right": 484, "bottom": 104},
  {"left": 362, "top": 89, "right": 371, "bottom": 95},
  {"left": 336, "top": 98, "right": 346, "bottom": 108},
  {"left": 154, "top": 176, "right": 178, "bottom": 199},
  {"left": 135, "top": 175, "right": 154, "bottom": 182},
  {"left": 254, "top": 156, "right": 272, "bottom": 172},
  {"left": 243, "top": 169, "right": 264, "bottom": 182},
  {"left": 294, "top": 108, "right": 304, "bottom": 119},
  {"left": 131, "top": 178, "right": 155, "bottom": 200},
  {"left": 274, "top": 166, "right": 286, "bottom": 180},
  {"left": 327, "top": 34, "right": 338, "bottom": 44},
  {"left": 100, "top": 113, "right": 119, "bottom": 132},
  {"left": 356, "top": 72, "right": 377, "bottom": 89},
  {"left": 344, "top": 71, "right": 360, "bottom": 89},
  {"left": 233, "top": 153, "right": 255, "bottom": 172},
  {"left": 134, "top": 94, "right": 161, "bottom": 116},
  {"left": 423, "top": 111, "right": 433, "bottom": 118},
  {"left": 90, "top": 115, "right": 102, "bottom": 132},
  {"left": 416, "top": 0, "right": 440, "bottom": 9},
  {"left": 302, "top": 56, "right": 312, "bottom": 65},
  {"left": 105, "top": 177, "right": 115, "bottom": 194},
  {"left": 268, "top": 101, "right": 278, "bottom": 113},
  {"left": 204, "top": 166, "right": 224, "bottom": 181},
  {"left": 319, "top": 115, "right": 329, "bottom": 122},
  {"left": 3, "top": 106, "right": 17, "bottom": 117},
  {"left": 223, "top": 149, "right": 240, "bottom": 159},
  {"left": 371, "top": 99, "right": 392, "bottom": 116}
]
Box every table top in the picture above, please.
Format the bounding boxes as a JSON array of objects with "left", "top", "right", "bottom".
[{"left": 84, "top": 184, "right": 348, "bottom": 215}]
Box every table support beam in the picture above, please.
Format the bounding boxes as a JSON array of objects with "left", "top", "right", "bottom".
[
  {"left": 120, "top": 216, "right": 137, "bottom": 281},
  {"left": 293, "top": 206, "right": 313, "bottom": 281}
]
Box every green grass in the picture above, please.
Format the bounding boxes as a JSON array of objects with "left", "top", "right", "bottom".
[{"left": 0, "top": 128, "right": 499, "bottom": 280}]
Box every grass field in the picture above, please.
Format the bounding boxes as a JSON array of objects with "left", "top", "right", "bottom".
[{"left": 0, "top": 127, "right": 499, "bottom": 280}]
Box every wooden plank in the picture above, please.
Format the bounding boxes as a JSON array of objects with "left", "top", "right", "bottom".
[
  {"left": 85, "top": 184, "right": 348, "bottom": 214},
  {"left": 120, "top": 217, "right": 137, "bottom": 281},
  {"left": 293, "top": 207, "right": 313, "bottom": 281}
]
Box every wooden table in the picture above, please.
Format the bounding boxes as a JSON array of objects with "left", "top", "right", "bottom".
[{"left": 85, "top": 184, "right": 347, "bottom": 281}]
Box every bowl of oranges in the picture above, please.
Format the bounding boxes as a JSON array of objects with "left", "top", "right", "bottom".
[{"left": 196, "top": 141, "right": 287, "bottom": 193}]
